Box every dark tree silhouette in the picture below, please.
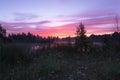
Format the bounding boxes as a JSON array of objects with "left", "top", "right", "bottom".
[
  {"left": 75, "top": 23, "right": 88, "bottom": 52},
  {"left": 0, "top": 24, "right": 6, "bottom": 37},
  {"left": 112, "top": 32, "right": 120, "bottom": 45},
  {"left": 7, "top": 32, "right": 58, "bottom": 44},
  {"left": 0, "top": 24, "right": 6, "bottom": 43},
  {"left": 67, "top": 36, "right": 72, "bottom": 46}
]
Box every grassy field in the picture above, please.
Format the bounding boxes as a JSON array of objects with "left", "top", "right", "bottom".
[{"left": 0, "top": 44, "right": 120, "bottom": 80}]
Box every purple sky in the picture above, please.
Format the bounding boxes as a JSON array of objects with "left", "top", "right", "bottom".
[{"left": 0, "top": 0, "right": 120, "bottom": 38}]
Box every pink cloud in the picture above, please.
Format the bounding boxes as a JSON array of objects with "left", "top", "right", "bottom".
[
  {"left": 0, "top": 20, "right": 51, "bottom": 31},
  {"left": 1, "top": 12, "right": 119, "bottom": 38}
]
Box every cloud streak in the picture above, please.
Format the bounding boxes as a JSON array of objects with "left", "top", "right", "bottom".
[
  {"left": 0, "top": 11, "right": 120, "bottom": 38},
  {"left": 0, "top": 20, "right": 51, "bottom": 31},
  {"left": 13, "top": 13, "right": 39, "bottom": 22}
]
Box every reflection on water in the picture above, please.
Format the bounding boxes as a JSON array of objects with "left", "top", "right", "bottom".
[
  {"left": 32, "top": 44, "right": 57, "bottom": 51},
  {"left": 31, "top": 41, "right": 103, "bottom": 51},
  {"left": 32, "top": 45, "right": 41, "bottom": 50},
  {"left": 32, "top": 45, "right": 47, "bottom": 51},
  {"left": 32, "top": 41, "right": 75, "bottom": 51}
]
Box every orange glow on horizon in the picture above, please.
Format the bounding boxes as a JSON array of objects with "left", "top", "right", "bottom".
[{"left": 6, "top": 19, "right": 116, "bottom": 38}]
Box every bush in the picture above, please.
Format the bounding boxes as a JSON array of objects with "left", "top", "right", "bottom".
[{"left": 0, "top": 44, "right": 33, "bottom": 66}]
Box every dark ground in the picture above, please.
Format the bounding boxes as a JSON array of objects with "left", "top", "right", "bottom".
[{"left": 0, "top": 44, "right": 120, "bottom": 80}]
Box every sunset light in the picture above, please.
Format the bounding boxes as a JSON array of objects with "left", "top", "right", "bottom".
[
  {"left": 1, "top": 1, "right": 120, "bottom": 79},
  {"left": 0, "top": 0, "right": 120, "bottom": 38}
]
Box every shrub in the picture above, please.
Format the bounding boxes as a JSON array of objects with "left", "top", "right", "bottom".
[{"left": 0, "top": 44, "right": 33, "bottom": 66}]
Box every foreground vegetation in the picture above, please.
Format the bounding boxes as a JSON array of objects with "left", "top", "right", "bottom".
[
  {"left": 0, "top": 44, "right": 120, "bottom": 80},
  {"left": 1, "top": 23, "right": 120, "bottom": 80}
]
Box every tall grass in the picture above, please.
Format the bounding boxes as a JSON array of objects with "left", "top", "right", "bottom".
[
  {"left": 0, "top": 44, "right": 120, "bottom": 80},
  {"left": 0, "top": 44, "right": 33, "bottom": 66}
]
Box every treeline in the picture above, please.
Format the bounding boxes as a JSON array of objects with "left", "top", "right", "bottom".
[
  {"left": 89, "top": 32, "right": 120, "bottom": 45},
  {"left": 0, "top": 24, "right": 59, "bottom": 44},
  {"left": 0, "top": 24, "right": 59, "bottom": 43},
  {"left": 7, "top": 32, "right": 59, "bottom": 43},
  {"left": 1, "top": 23, "right": 120, "bottom": 47},
  {"left": 7, "top": 32, "right": 58, "bottom": 43}
]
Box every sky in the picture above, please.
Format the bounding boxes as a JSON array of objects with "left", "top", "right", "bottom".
[{"left": 0, "top": 0, "right": 120, "bottom": 38}]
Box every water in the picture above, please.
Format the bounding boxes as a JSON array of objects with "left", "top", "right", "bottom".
[{"left": 31, "top": 41, "right": 75, "bottom": 51}]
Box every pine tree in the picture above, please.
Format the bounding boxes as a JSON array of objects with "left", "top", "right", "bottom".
[
  {"left": 0, "top": 24, "right": 6, "bottom": 43},
  {"left": 0, "top": 24, "right": 6, "bottom": 38},
  {"left": 75, "top": 23, "right": 88, "bottom": 52}
]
